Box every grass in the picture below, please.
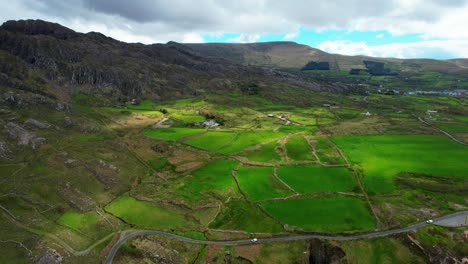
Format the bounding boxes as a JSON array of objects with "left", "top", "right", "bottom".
[
  {"left": 185, "top": 131, "right": 235, "bottom": 151},
  {"left": 332, "top": 135, "right": 468, "bottom": 193},
  {"left": 176, "top": 159, "right": 239, "bottom": 201},
  {"left": 236, "top": 166, "right": 292, "bottom": 201},
  {"left": 437, "top": 123, "right": 468, "bottom": 133},
  {"left": 58, "top": 210, "right": 99, "bottom": 231},
  {"left": 105, "top": 195, "right": 188, "bottom": 229},
  {"left": 341, "top": 238, "right": 425, "bottom": 264},
  {"left": 218, "top": 130, "right": 286, "bottom": 154},
  {"left": 276, "top": 165, "right": 358, "bottom": 194},
  {"left": 243, "top": 141, "right": 282, "bottom": 163},
  {"left": 78, "top": 134, "right": 108, "bottom": 142},
  {"left": 144, "top": 127, "right": 205, "bottom": 141},
  {"left": 185, "top": 130, "right": 286, "bottom": 154},
  {"left": 285, "top": 135, "right": 315, "bottom": 161},
  {"left": 262, "top": 196, "right": 375, "bottom": 232},
  {"left": 209, "top": 199, "right": 283, "bottom": 233},
  {"left": 313, "top": 137, "right": 346, "bottom": 165}
]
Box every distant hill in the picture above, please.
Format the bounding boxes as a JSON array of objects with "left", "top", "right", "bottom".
[{"left": 185, "top": 42, "right": 468, "bottom": 76}]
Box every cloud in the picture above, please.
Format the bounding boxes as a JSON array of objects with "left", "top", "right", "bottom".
[
  {"left": 376, "top": 33, "right": 384, "bottom": 39},
  {"left": 317, "top": 39, "right": 468, "bottom": 59},
  {"left": 0, "top": 0, "right": 467, "bottom": 58},
  {"left": 227, "top": 33, "right": 261, "bottom": 43}
]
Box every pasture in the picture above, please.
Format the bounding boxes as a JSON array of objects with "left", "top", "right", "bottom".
[
  {"left": 332, "top": 135, "right": 468, "bottom": 193},
  {"left": 276, "top": 165, "right": 358, "bottom": 194},
  {"left": 285, "top": 135, "right": 315, "bottom": 161},
  {"left": 236, "top": 166, "right": 292, "bottom": 201},
  {"left": 144, "top": 127, "right": 205, "bottom": 141},
  {"left": 262, "top": 196, "right": 375, "bottom": 232}
]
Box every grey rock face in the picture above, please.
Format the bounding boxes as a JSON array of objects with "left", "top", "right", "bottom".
[
  {"left": 3, "top": 122, "right": 46, "bottom": 149},
  {"left": 63, "top": 116, "right": 72, "bottom": 128},
  {"left": 24, "top": 118, "right": 50, "bottom": 129},
  {"left": 0, "top": 142, "right": 12, "bottom": 160}
]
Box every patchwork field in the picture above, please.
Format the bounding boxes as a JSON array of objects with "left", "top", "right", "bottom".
[
  {"left": 262, "top": 196, "right": 376, "bottom": 232},
  {"left": 242, "top": 140, "right": 283, "bottom": 163},
  {"left": 285, "top": 135, "right": 315, "bottom": 161},
  {"left": 175, "top": 159, "right": 239, "bottom": 202},
  {"left": 105, "top": 195, "right": 190, "bottom": 230},
  {"left": 209, "top": 199, "right": 283, "bottom": 233},
  {"left": 276, "top": 165, "right": 358, "bottom": 194},
  {"left": 144, "top": 127, "right": 205, "bottom": 141},
  {"left": 332, "top": 135, "right": 468, "bottom": 193},
  {"left": 236, "top": 166, "right": 292, "bottom": 201}
]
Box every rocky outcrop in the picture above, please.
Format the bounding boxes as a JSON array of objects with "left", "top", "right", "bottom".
[
  {"left": 308, "top": 239, "right": 345, "bottom": 264},
  {"left": 3, "top": 122, "right": 46, "bottom": 149},
  {"left": 24, "top": 118, "right": 50, "bottom": 129},
  {"left": 36, "top": 248, "right": 63, "bottom": 264},
  {"left": 0, "top": 141, "right": 11, "bottom": 159}
]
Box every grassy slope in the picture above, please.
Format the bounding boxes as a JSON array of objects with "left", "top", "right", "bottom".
[
  {"left": 262, "top": 196, "right": 375, "bottom": 232},
  {"left": 285, "top": 135, "right": 315, "bottom": 161},
  {"left": 277, "top": 165, "right": 357, "bottom": 193},
  {"left": 236, "top": 166, "right": 292, "bottom": 201},
  {"left": 332, "top": 135, "right": 468, "bottom": 193}
]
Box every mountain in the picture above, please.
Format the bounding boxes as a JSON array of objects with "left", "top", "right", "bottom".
[{"left": 186, "top": 42, "right": 468, "bottom": 75}]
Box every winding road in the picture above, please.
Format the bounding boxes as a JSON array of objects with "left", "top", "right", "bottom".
[{"left": 105, "top": 211, "right": 468, "bottom": 264}]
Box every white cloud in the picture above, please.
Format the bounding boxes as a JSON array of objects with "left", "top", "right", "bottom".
[
  {"left": 1, "top": 0, "right": 468, "bottom": 57},
  {"left": 317, "top": 39, "right": 468, "bottom": 59},
  {"left": 227, "top": 33, "right": 261, "bottom": 43},
  {"left": 376, "top": 33, "right": 384, "bottom": 39}
]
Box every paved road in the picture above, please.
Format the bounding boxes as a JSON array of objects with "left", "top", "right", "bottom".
[{"left": 105, "top": 211, "right": 468, "bottom": 264}]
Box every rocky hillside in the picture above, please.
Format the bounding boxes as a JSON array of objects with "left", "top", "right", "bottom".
[{"left": 0, "top": 20, "right": 280, "bottom": 102}]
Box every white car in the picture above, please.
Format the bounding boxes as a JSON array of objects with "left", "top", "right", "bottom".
[
  {"left": 426, "top": 219, "right": 434, "bottom": 224},
  {"left": 250, "top": 238, "right": 258, "bottom": 243}
]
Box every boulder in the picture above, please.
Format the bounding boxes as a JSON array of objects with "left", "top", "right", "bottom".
[
  {"left": 3, "top": 122, "right": 46, "bottom": 149},
  {"left": 24, "top": 118, "right": 50, "bottom": 129},
  {"left": 0, "top": 142, "right": 12, "bottom": 160}
]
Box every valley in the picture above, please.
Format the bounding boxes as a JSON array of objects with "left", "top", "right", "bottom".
[{"left": 0, "top": 19, "right": 467, "bottom": 264}]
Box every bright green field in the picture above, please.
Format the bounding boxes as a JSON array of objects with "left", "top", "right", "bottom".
[
  {"left": 218, "top": 130, "right": 286, "bottom": 154},
  {"left": 285, "top": 135, "right": 315, "bottom": 161},
  {"left": 209, "top": 199, "right": 283, "bottom": 233},
  {"left": 262, "top": 196, "right": 375, "bottom": 232},
  {"left": 105, "top": 195, "right": 188, "bottom": 229},
  {"left": 243, "top": 141, "right": 282, "bottom": 163},
  {"left": 176, "top": 159, "right": 239, "bottom": 201},
  {"left": 332, "top": 135, "right": 468, "bottom": 193},
  {"left": 314, "top": 137, "right": 346, "bottom": 165},
  {"left": 185, "top": 131, "right": 235, "bottom": 151},
  {"left": 437, "top": 123, "right": 468, "bottom": 133},
  {"left": 58, "top": 210, "right": 99, "bottom": 231},
  {"left": 144, "top": 128, "right": 205, "bottom": 141},
  {"left": 277, "top": 165, "right": 357, "bottom": 194},
  {"left": 236, "top": 166, "right": 292, "bottom": 201},
  {"left": 186, "top": 130, "right": 286, "bottom": 154}
]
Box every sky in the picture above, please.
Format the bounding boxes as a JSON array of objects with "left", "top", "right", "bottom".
[{"left": 1, "top": 0, "right": 468, "bottom": 59}]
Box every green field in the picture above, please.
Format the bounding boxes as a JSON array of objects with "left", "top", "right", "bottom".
[
  {"left": 276, "top": 165, "right": 357, "bottom": 193},
  {"left": 218, "top": 130, "right": 286, "bottom": 154},
  {"left": 236, "top": 166, "right": 292, "bottom": 201},
  {"left": 144, "top": 127, "right": 205, "bottom": 141},
  {"left": 332, "top": 135, "right": 468, "bottom": 193},
  {"left": 58, "top": 210, "right": 100, "bottom": 231},
  {"left": 185, "top": 131, "right": 235, "bottom": 151},
  {"left": 262, "top": 196, "right": 375, "bottom": 232},
  {"left": 285, "top": 135, "right": 315, "bottom": 161},
  {"left": 243, "top": 141, "right": 282, "bottom": 163},
  {"left": 105, "top": 195, "right": 189, "bottom": 229},
  {"left": 185, "top": 130, "right": 286, "bottom": 154},
  {"left": 176, "top": 159, "right": 239, "bottom": 201},
  {"left": 209, "top": 199, "right": 283, "bottom": 233},
  {"left": 314, "top": 137, "right": 346, "bottom": 165},
  {"left": 341, "top": 238, "right": 425, "bottom": 263}
]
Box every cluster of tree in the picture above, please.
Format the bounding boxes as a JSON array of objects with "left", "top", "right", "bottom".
[{"left": 301, "top": 61, "right": 330, "bottom": 71}]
